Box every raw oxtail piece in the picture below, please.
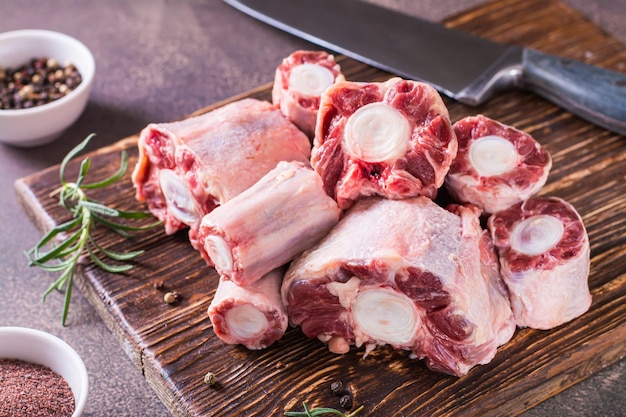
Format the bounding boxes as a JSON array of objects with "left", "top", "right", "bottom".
[
  {"left": 311, "top": 77, "right": 458, "bottom": 209},
  {"left": 272, "top": 50, "right": 345, "bottom": 138},
  {"left": 445, "top": 114, "right": 552, "bottom": 214},
  {"left": 488, "top": 196, "right": 591, "bottom": 329},
  {"left": 282, "top": 196, "right": 515, "bottom": 376},
  {"left": 208, "top": 268, "right": 288, "bottom": 350},
  {"left": 132, "top": 98, "right": 311, "bottom": 235},
  {"left": 196, "top": 160, "right": 342, "bottom": 287}
]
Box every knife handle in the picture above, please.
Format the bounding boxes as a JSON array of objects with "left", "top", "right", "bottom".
[{"left": 521, "top": 48, "right": 626, "bottom": 136}]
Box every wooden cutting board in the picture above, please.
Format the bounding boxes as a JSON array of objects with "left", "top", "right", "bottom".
[{"left": 14, "top": 0, "right": 626, "bottom": 415}]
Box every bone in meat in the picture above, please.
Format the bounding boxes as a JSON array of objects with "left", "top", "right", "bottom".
[
  {"left": 272, "top": 50, "right": 345, "bottom": 138},
  {"left": 132, "top": 98, "right": 312, "bottom": 234},
  {"left": 282, "top": 196, "right": 515, "bottom": 376},
  {"left": 196, "top": 160, "right": 342, "bottom": 287},
  {"left": 445, "top": 115, "right": 552, "bottom": 214},
  {"left": 488, "top": 196, "right": 591, "bottom": 329},
  {"left": 311, "top": 77, "right": 458, "bottom": 209},
  {"left": 208, "top": 268, "right": 288, "bottom": 350}
]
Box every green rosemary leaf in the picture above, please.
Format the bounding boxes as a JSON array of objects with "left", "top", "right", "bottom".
[
  {"left": 87, "top": 246, "right": 134, "bottom": 273},
  {"left": 75, "top": 157, "right": 92, "bottom": 188},
  {"left": 42, "top": 280, "right": 59, "bottom": 302},
  {"left": 127, "top": 220, "right": 163, "bottom": 231},
  {"left": 91, "top": 212, "right": 161, "bottom": 233},
  {"left": 30, "top": 231, "right": 84, "bottom": 263},
  {"left": 82, "top": 151, "right": 129, "bottom": 189},
  {"left": 28, "top": 259, "right": 73, "bottom": 272},
  {"left": 27, "top": 228, "right": 84, "bottom": 265},
  {"left": 96, "top": 259, "right": 134, "bottom": 274},
  {"left": 60, "top": 133, "right": 95, "bottom": 185},
  {"left": 61, "top": 277, "right": 73, "bottom": 326},
  {"left": 53, "top": 242, "right": 84, "bottom": 260},
  {"left": 108, "top": 228, "right": 133, "bottom": 239},
  {"left": 42, "top": 282, "right": 57, "bottom": 301},
  {"left": 48, "top": 215, "right": 84, "bottom": 235},
  {"left": 284, "top": 403, "right": 364, "bottom": 417},
  {"left": 113, "top": 208, "right": 156, "bottom": 220},
  {"left": 79, "top": 200, "right": 120, "bottom": 217},
  {"left": 42, "top": 263, "right": 75, "bottom": 301},
  {"left": 311, "top": 409, "right": 346, "bottom": 416},
  {"left": 88, "top": 234, "right": 145, "bottom": 261},
  {"left": 90, "top": 213, "right": 131, "bottom": 231},
  {"left": 27, "top": 216, "right": 83, "bottom": 257},
  {"left": 105, "top": 249, "right": 145, "bottom": 262}
]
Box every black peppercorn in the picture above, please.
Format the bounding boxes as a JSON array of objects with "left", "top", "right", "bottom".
[
  {"left": 339, "top": 394, "right": 353, "bottom": 410},
  {"left": 330, "top": 381, "right": 344, "bottom": 396}
]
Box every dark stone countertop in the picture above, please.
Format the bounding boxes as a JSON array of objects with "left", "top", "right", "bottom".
[{"left": 1, "top": 1, "right": 624, "bottom": 416}]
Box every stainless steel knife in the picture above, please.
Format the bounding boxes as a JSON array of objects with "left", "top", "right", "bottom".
[{"left": 224, "top": 0, "right": 626, "bottom": 136}]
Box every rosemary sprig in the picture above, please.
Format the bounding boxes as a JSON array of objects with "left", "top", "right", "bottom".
[
  {"left": 25, "top": 133, "right": 161, "bottom": 326},
  {"left": 285, "top": 402, "right": 365, "bottom": 417}
]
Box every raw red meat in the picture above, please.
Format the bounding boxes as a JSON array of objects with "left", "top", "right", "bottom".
[
  {"left": 195, "top": 160, "right": 342, "bottom": 287},
  {"left": 208, "top": 268, "right": 288, "bottom": 350},
  {"left": 272, "top": 50, "right": 344, "bottom": 137},
  {"left": 282, "top": 196, "right": 515, "bottom": 376},
  {"left": 445, "top": 115, "right": 552, "bottom": 214},
  {"left": 311, "top": 77, "right": 457, "bottom": 209},
  {"left": 488, "top": 197, "right": 591, "bottom": 329},
  {"left": 132, "top": 98, "right": 311, "bottom": 234}
]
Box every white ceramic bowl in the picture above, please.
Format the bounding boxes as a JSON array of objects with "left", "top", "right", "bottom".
[
  {"left": 0, "top": 326, "right": 89, "bottom": 417},
  {"left": 0, "top": 29, "right": 95, "bottom": 147}
]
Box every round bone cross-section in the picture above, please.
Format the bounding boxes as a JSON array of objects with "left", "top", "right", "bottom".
[
  {"left": 445, "top": 115, "right": 552, "bottom": 214},
  {"left": 311, "top": 77, "right": 457, "bottom": 209},
  {"left": 272, "top": 50, "right": 345, "bottom": 137}
]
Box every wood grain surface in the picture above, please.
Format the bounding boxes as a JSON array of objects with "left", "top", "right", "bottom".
[{"left": 14, "top": 0, "right": 626, "bottom": 415}]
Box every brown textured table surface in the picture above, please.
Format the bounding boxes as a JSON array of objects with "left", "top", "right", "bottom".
[{"left": 1, "top": 1, "right": 625, "bottom": 416}]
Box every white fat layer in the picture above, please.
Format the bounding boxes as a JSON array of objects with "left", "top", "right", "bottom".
[
  {"left": 205, "top": 235, "right": 233, "bottom": 272},
  {"left": 288, "top": 63, "right": 335, "bottom": 97},
  {"left": 510, "top": 214, "right": 564, "bottom": 256},
  {"left": 353, "top": 289, "right": 418, "bottom": 345},
  {"left": 159, "top": 169, "right": 198, "bottom": 225},
  {"left": 225, "top": 304, "right": 268, "bottom": 339},
  {"left": 469, "top": 135, "right": 519, "bottom": 176},
  {"left": 343, "top": 102, "right": 411, "bottom": 163}
]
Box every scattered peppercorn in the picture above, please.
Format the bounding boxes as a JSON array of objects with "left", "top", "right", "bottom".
[
  {"left": 153, "top": 280, "right": 164, "bottom": 290},
  {"left": 330, "top": 381, "right": 344, "bottom": 396},
  {"left": 163, "top": 291, "right": 180, "bottom": 304},
  {"left": 339, "top": 394, "right": 353, "bottom": 410},
  {"left": 0, "top": 57, "right": 82, "bottom": 110},
  {"left": 203, "top": 371, "right": 218, "bottom": 387}
]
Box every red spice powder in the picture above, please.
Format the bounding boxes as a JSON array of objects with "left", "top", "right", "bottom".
[{"left": 0, "top": 359, "right": 75, "bottom": 417}]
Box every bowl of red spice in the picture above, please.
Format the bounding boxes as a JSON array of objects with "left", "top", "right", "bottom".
[
  {"left": 0, "top": 29, "right": 95, "bottom": 147},
  {"left": 0, "top": 326, "right": 88, "bottom": 417}
]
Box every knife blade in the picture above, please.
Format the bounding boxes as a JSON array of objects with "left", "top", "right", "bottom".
[{"left": 224, "top": 0, "right": 626, "bottom": 136}]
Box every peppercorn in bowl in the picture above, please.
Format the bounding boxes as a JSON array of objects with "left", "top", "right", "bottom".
[{"left": 0, "top": 29, "right": 95, "bottom": 147}]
